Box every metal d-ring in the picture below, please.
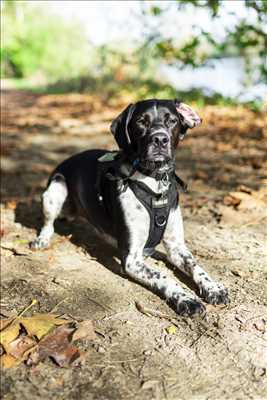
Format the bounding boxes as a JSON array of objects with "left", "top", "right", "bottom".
[{"left": 155, "top": 215, "right": 166, "bottom": 227}]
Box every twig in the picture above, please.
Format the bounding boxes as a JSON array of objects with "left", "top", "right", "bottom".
[
  {"left": 87, "top": 297, "right": 114, "bottom": 312},
  {"left": 135, "top": 301, "right": 179, "bottom": 325},
  {"left": 50, "top": 297, "right": 69, "bottom": 313},
  {"left": 18, "top": 299, "right": 38, "bottom": 318},
  {"left": 0, "top": 245, "right": 29, "bottom": 256}
]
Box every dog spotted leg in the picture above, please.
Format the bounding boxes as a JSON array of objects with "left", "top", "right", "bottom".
[
  {"left": 163, "top": 207, "right": 229, "bottom": 305},
  {"left": 122, "top": 250, "right": 205, "bottom": 316},
  {"left": 30, "top": 174, "right": 68, "bottom": 249}
]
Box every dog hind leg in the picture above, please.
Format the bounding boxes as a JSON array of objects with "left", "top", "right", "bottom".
[{"left": 30, "top": 174, "right": 68, "bottom": 249}]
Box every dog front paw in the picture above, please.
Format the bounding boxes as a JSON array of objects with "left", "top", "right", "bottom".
[
  {"left": 201, "top": 282, "right": 229, "bottom": 305},
  {"left": 30, "top": 237, "right": 50, "bottom": 250},
  {"left": 171, "top": 296, "right": 206, "bottom": 316}
]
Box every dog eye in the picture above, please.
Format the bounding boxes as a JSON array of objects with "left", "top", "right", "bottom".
[
  {"left": 165, "top": 115, "right": 177, "bottom": 126},
  {"left": 169, "top": 117, "right": 177, "bottom": 125},
  {"left": 136, "top": 117, "right": 150, "bottom": 128}
]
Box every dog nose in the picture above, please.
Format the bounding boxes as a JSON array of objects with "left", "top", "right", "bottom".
[{"left": 152, "top": 133, "right": 169, "bottom": 148}]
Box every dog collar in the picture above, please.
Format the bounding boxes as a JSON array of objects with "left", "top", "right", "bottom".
[{"left": 132, "top": 158, "right": 187, "bottom": 192}]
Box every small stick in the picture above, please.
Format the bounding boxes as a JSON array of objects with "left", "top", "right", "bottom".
[
  {"left": 17, "top": 299, "right": 38, "bottom": 318},
  {"left": 50, "top": 297, "right": 69, "bottom": 314},
  {"left": 135, "top": 301, "right": 179, "bottom": 325}
]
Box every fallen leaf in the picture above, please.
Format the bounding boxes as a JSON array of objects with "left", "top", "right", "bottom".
[
  {"left": 20, "top": 314, "right": 69, "bottom": 340},
  {"left": 50, "top": 345, "right": 80, "bottom": 367},
  {"left": 166, "top": 325, "right": 177, "bottom": 334},
  {"left": 13, "top": 239, "right": 29, "bottom": 245},
  {"left": 0, "top": 317, "right": 15, "bottom": 331},
  {"left": 223, "top": 195, "right": 241, "bottom": 207},
  {"left": 0, "top": 322, "right": 21, "bottom": 352},
  {"left": 8, "top": 335, "right": 36, "bottom": 359},
  {"left": 72, "top": 320, "right": 96, "bottom": 342},
  {"left": 231, "top": 269, "right": 244, "bottom": 278},
  {"left": 237, "top": 185, "right": 252, "bottom": 194},
  {"left": 194, "top": 171, "right": 208, "bottom": 180},
  {"left": 28, "top": 324, "right": 81, "bottom": 367},
  {"left": 0, "top": 353, "right": 19, "bottom": 369}
]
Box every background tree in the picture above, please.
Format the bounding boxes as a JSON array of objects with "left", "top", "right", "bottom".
[{"left": 143, "top": 0, "right": 267, "bottom": 84}]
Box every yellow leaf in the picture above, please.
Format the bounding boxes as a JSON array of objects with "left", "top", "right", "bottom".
[
  {"left": 0, "top": 322, "right": 21, "bottom": 352},
  {"left": 166, "top": 325, "right": 177, "bottom": 334},
  {"left": 0, "top": 354, "right": 20, "bottom": 369},
  {"left": 20, "top": 314, "right": 69, "bottom": 340},
  {"left": 0, "top": 317, "right": 15, "bottom": 331}
]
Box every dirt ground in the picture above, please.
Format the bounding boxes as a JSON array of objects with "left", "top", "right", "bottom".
[{"left": 1, "top": 89, "right": 267, "bottom": 400}]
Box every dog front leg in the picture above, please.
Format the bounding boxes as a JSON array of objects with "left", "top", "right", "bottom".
[
  {"left": 122, "top": 250, "right": 205, "bottom": 316},
  {"left": 163, "top": 207, "right": 229, "bottom": 305}
]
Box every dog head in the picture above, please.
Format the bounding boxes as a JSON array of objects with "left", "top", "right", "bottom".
[{"left": 111, "top": 99, "right": 201, "bottom": 170}]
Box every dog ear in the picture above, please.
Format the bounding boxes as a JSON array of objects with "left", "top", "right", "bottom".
[
  {"left": 174, "top": 99, "right": 202, "bottom": 139},
  {"left": 110, "top": 103, "right": 136, "bottom": 152}
]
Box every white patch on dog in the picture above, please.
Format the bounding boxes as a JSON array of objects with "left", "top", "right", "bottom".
[
  {"left": 119, "top": 185, "right": 150, "bottom": 248},
  {"left": 153, "top": 102, "right": 158, "bottom": 119},
  {"left": 30, "top": 177, "right": 68, "bottom": 249}
]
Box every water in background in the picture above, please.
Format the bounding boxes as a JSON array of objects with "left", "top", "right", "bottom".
[{"left": 159, "top": 57, "right": 266, "bottom": 102}]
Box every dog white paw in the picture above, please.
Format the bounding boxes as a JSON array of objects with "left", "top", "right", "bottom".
[
  {"left": 30, "top": 237, "right": 50, "bottom": 250},
  {"left": 170, "top": 295, "right": 206, "bottom": 316},
  {"left": 200, "top": 281, "right": 229, "bottom": 305}
]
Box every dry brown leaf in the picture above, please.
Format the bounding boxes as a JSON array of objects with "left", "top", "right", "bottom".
[
  {"left": 194, "top": 171, "right": 209, "bottom": 180},
  {"left": 28, "top": 324, "right": 80, "bottom": 367},
  {"left": 237, "top": 185, "right": 252, "bottom": 194},
  {"left": 228, "top": 191, "right": 266, "bottom": 210},
  {"left": 72, "top": 320, "right": 96, "bottom": 342},
  {"left": 49, "top": 345, "right": 80, "bottom": 367},
  {"left": 8, "top": 335, "right": 37, "bottom": 359},
  {"left": 223, "top": 195, "right": 241, "bottom": 207},
  {"left": 0, "top": 311, "right": 93, "bottom": 368}
]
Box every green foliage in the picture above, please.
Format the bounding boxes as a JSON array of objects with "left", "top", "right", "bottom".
[
  {"left": 1, "top": 1, "right": 90, "bottom": 80},
  {"left": 147, "top": 0, "right": 267, "bottom": 84}
]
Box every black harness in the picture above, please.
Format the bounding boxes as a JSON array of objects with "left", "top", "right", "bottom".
[{"left": 96, "top": 152, "right": 187, "bottom": 255}]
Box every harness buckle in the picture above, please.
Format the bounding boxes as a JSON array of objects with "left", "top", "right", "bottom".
[
  {"left": 152, "top": 196, "right": 168, "bottom": 208},
  {"left": 155, "top": 215, "right": 167, "bottom": 227}
]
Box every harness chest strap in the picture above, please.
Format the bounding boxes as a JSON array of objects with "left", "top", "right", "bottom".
[
  {"left": 95, "top": 153, "right": 183, "bottom": 253},
  {"left": 128, "top": 179, "right": 179, "bottom": 251}
]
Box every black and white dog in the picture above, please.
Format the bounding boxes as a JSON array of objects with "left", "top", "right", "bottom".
[{"left": 31, "top": 99, "right": 229, "bottom": 315}]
